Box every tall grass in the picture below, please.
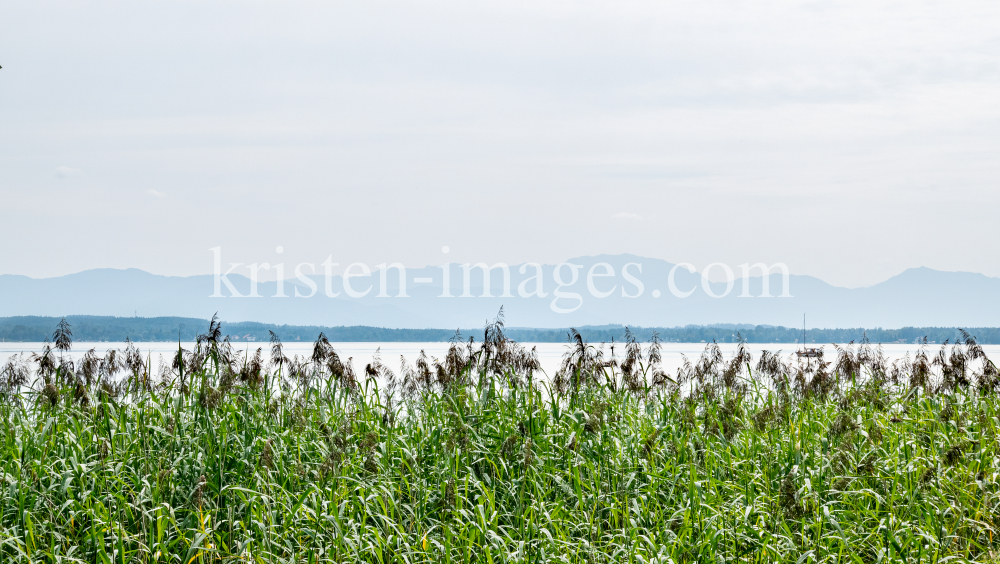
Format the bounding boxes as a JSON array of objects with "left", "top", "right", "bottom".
[{"left": 0, "top": 314, "right": 998, "bottom": 562}]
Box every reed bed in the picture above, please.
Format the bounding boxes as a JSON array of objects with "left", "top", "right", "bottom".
[{"left": 1, "top": 313, "right": 999, "bottom": 563}]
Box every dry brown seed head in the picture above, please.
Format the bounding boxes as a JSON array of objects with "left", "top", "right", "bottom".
[
  {"left": 42, "top": 384, "right": 60, "bottom": 407},
  {"left": 522, "top": 437, "right": 534, "bottom": 466},
  {"left": 192, "top": 474, "right": 207, "bottom": 507},
  {"left": 259, "top": 439, "right": 274, "bottom": 470}
]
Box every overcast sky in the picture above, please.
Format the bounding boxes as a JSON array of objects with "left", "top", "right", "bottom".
[{"left": 1, "top": 0, "right": 998, "bottom": 288}]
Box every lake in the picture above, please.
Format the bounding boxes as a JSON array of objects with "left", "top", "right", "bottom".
[{"left": 4, "top": 341, "right": 998, "bottom": 381}]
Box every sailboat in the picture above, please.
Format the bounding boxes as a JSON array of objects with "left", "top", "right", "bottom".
[{"left": 796, "top": 314, "right": 821, "bottom": 358}]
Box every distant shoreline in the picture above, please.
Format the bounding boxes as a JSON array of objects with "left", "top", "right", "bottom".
[{"left": 2, "top": 315, "right": 998, "bottom": 345}]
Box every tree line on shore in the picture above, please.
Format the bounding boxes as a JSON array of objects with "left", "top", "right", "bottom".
[{"left": 2, "top": 315, "right": 998, "bottom": 344}]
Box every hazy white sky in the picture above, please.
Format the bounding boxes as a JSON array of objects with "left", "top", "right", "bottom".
[{"left": 1, "top": 0, "right": 998, "bottom": 287}]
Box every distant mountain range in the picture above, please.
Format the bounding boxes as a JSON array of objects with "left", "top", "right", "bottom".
[{"left": 1, "top": 255, "right": 997, "bottom": 329}]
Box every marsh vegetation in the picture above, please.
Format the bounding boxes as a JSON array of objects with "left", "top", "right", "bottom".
[{"left": 1, "top": 313, "right": 999, "bottom": 562}]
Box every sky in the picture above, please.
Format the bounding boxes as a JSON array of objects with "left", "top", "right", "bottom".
[{"left": 1, "top": 0, "right": 998, "bottom": 288}]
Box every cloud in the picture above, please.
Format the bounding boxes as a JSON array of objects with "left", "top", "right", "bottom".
[
  {"left": 55, "top": 166, "right": 83, "bottom": 179},
  {"left": 147, "top": 189, "right": 164, "bottom": 198},
  {"left": 4, "top": 0, "right": 1000, "bottom": 286}
]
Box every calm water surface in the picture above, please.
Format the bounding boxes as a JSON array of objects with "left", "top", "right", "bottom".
[{"left": 4, "top": 342, "right": 998, "bottom": 380}]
